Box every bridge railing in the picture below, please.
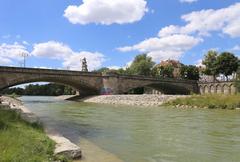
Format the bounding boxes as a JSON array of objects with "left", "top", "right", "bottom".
[
  {"left": 103, "top": 72, "right": 198, "bottom": 83},
  {"left": 0, "top": 66, "right": 102, "bottom": 76}
]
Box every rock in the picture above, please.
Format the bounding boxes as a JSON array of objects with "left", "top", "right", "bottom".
[{"left": 49, "top": 135, "right": 82, "bottom": 159}]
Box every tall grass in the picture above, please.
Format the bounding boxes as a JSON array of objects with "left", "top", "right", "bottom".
[
  {"left": 164, "top": 94, "right": 240, "bottom": 109},
  {"left": 0, "top": 107, "right": 57, "bottom": 162}
]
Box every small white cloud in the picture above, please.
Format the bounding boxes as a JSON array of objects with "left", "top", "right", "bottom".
[
  {"left": 180, "top": 0, "right": 198, "bottom": 3},
  {"left": 2, "top": 35, "right": 11, "bottom": 39},
  {"left": 0, "top": 56, "right": 12, "bottom": 65},
  {"left": 22, "top": 41, "right": 30, "bottom": 46},
  {"left": 195, "top": 59, "right": 205, "bottom": 67},
  {"left": 64, "top": 0, "right": 148, "bottom": 25},
  {"left": 16, "top": 35, "right": 21, "bottom": 39},
  {"left": 118, "top": 34, "right": 202, "bottom": 62},
  {"left": 108, "top": 66, "right": 121, "bottom": 70},
  {"left": 231, "top": 45, "right": 240, "bottom": 51},
  {"left": 31, "top": 41, "right": 73, "bottom": 60}
]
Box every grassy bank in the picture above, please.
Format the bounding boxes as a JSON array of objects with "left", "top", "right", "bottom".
[
  {"left": 164, "top": 94, "right": 240, "bottom": 109},
  {"left": 0, "top": 107, "right": 68, "bottom": 162}
]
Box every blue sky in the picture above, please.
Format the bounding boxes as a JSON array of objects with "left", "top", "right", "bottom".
[{"left": 0, "top": 0, "right": 240, "bottom": 71}]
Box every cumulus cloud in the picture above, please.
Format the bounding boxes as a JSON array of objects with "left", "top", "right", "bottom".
[
  {"left": 63, "top": 51, "right": 105, "bottom": 71},
  {"left": 64, "top": 0, "right": 148, "bottom": 25},
  {"left": 158, "top": 3, "right": 240, "bottom": 38},
  {"left": 118, "top": 34, "right": 202, "bottom": 62},
  {"left": 180, "top": 0, "right": 198, "bottom": 3},
  {"left": 0, "top": 57, "right": 12, "bottom": 65},
  {"left": 108, "top": 66, "right": 121, "bottom": 70},
  {"left": 231, "top": 45, "right": 240, "bottom": 51},
  {"left": 32, "top": 41, "right": 73, "bottom": 60},
  {"left": 32, "top": 41, "right": 105, "bottom": 71},
  {"left": 0, "top": 42, "right": 29, "bottom": 65}
]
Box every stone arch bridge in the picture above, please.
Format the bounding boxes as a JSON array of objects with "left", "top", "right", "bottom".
[{"left": 0, "top": 66, "right": 199, "bottom": 96}]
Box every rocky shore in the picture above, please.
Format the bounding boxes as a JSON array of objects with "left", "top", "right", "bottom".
[
  {"left": 0, "top": 96, "right": 81, "bottom": 160},
  {"left": 81, "top": 94, "right": 186, "bottom": 107}
]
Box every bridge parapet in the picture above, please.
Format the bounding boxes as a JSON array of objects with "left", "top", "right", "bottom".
[
  {"left": 198, "top": 81, "right": 237, "bottom": 95},
  {"left": 0, "top": 66, "right": 102, "bottom": 77}
]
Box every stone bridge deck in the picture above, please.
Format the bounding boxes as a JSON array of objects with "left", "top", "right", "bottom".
[{"left": 0, "top": 66, "right": 199, "bottom": 95}]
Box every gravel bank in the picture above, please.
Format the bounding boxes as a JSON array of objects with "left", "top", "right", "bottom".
[{"left": 82, "top": 95, "right": 186, "bottom": 107}]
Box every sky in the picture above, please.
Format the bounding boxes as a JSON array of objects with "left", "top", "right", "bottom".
[{"left": 0, "top": 0, "right": 240, "bottom": 71}]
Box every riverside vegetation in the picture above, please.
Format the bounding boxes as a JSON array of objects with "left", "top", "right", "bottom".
[
  {"left": 164, "top": 94, "right": 240, "bottom": 109},
  {"left": 0, "top": 106, "right": 71, "bottom": 162}
]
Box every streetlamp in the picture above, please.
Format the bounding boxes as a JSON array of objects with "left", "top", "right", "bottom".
[{"left": 21, "top": 52, "right": 28, "bottom": 68}]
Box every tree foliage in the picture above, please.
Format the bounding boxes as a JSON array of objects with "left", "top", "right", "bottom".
[
  {"left": 2, "top": 83, "right": 76, "bottom": 96},
  {"left": 127, "top": 54, "right": 155, "bottom": 76},
  {"left": 180, "top": 65, "right": 200, "bottom": 80},
  {"left": 202, "top": 50, "right": 219, "bottom": 79},
  {"left": 235, "top": 66, "right": 240, "bottom": 93},
  {"left": 159, "top": 65, "right": 174, "bottom": 78},
  {"left": 216, "top": 52, "right": 239, "bottom": 80}
]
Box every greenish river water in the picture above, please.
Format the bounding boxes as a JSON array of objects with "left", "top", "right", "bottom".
[{"left": 20, "top": 96, "right": 240, "bottom": 162}]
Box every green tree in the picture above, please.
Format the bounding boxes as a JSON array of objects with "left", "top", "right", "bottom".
[
  {"left": 216, "top": 52, "right": 239, "bottom": 80},
  {"left": 128, "top": 54, "right": 155, "bottom": 76},
  {"left": 234, "top": 63, "right": 240, "bottom": 93},
  {"left": 202, "top": 50, "right": 219, "bottom": 81},
  {"left": 159, "top": 65, "right": 174, "bottom": 78},
  {"left": 180, "top": 65, "right": 200, "bottom": 80}
]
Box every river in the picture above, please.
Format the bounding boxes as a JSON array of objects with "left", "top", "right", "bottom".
[{"left": 20, "top": 96, "right": 240, "bottom": 162}]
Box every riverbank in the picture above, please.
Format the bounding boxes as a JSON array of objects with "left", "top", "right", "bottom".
[
  {"left": 81, "top": 95, "right": 185, "bottom": 107},
  {"left": 0, "top": 106, "right": 56, "bottom": 161},
  {"left": 164, "top": 94, "right": 240, "bottom": 109},
  {"left": 0, "top": 96, "right": 81, "bottom": 161}
]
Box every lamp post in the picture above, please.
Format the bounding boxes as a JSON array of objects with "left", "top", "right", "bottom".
[{"left": 21, "top": 52, "right": 28, "bottom": 68}]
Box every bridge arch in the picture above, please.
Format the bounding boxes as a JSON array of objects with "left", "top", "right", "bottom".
[{"left": 0, "top": 73, "right": 101, "bottom": 97}]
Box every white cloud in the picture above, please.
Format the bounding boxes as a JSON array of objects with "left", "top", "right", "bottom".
[
  {"left": 108, "top": 66, "right": 121, "bottom": 70},
  {"left": 0, "top": 43, "right": 29, "bottom": 63},
  {"left": 2, "top": 35, "right": 11, "bottom": 39},
  {"left": 118, "top": 34, "right": 202, "bottom": 62},
  {"left": 63, "top": 51, "right": 105, "bottom": 71},
  {"left": 32, "top": 41, "right": 73, "bottom": 60},
  {"left": 180, "top": 0, "right": 198, "bottom": 3},
  {"left": 158, "top": 3, "right": 240, "bottom": 38},
  {"left": 195, "top": 59, "right": 204, "bottom": 67},
  {"left": 231, "top": 45, "right": 240, "bottom": 51},
  {"left": 64, "top": 0, "right": 148, "bottom": 25},
  {"left": 32, "top": 41, "right": 105, "bottom": 71},
  {"left": 0, "top": 56, "right": 12, "bottom": 65}
]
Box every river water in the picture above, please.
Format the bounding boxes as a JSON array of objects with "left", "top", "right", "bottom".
[{"left": 20, "top": 96, "right": 240, "bottom": 162}]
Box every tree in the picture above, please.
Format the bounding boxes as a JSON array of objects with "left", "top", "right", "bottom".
[
  {"left": 159, "top": 65, "right": 174, "bottom": 78},
  {"left": 216, "top": 52, "right": 239, "bottom": 80},
  {"left": 180, "top": 65, "right": 200, "bottom": 80},
  {"left": 202, "top": 50, "right": 219, "bottom": 81},
  {"left": 235, "top": 66, "right": 240, "bottom": 93},
  {"left": 127, "top": 54, "right": 155, "bottom": 76}
]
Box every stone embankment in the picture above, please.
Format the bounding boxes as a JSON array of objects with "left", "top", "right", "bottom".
[
  {"left": 82, "top": 94, "right": 186, "bottom": 107},
  {"left": 0, "top": 96, "right": 81, "bottom": 160}
]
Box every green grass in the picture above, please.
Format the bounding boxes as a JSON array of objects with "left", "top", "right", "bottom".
[
  {"left": 0, "top": 107, "right": 59, "bottom": 162},
  {"left": 164, "top": 94, "right": 240, "bottom": 109}
]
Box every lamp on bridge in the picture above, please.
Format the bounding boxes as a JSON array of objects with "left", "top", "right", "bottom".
[{"left": 20, "top": 52, "right": 29, "bottom": 68}]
